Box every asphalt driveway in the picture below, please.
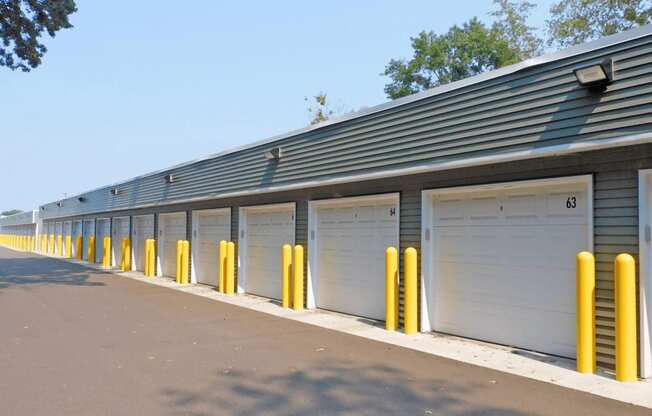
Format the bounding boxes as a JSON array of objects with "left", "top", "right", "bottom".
[{"left": 0, "top": 247, "right": 649, "bottom": 416}]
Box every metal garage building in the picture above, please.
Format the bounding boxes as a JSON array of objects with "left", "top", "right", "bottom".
[{"left": 3, "top": 25, "right": 652, "bottom": 376}]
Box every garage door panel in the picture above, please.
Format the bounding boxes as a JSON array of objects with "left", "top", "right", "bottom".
[
  {"left": 132, "top": 216, "right": 154, "bottom": 272},
  {"left": 244, "top": 206, "right": 294, "bottom": 299},
  {"left": 315, "top": 196, "right": 398, "bottom": 321},
  {"left": 430, "top": 179, "right": 589, "bottom": 358},
  {"left": 160, "top": 214, "right": 186, "bottom": 278},
  {"left": 194, "top": 210, "right": 230, "bottom": 286}
]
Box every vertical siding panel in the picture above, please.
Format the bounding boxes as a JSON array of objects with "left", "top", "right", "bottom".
[
  {"left": 398, "top": 188, "right": 422, "bottom": 328},
  {"left": 295, "top": 199, "right": 309, "bottom": 305},
  {"left": 231, "top": 206, "right": 239, "bottom": 288},
  {"left": 593, "top": 167, "right": 639, "bottom": 369}
]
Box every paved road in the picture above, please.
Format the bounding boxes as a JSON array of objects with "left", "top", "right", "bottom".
[{"left": 0, "top": 247, "right": 649, "bottom": 416}]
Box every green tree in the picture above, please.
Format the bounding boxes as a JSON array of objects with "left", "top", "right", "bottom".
[
  {"left": 1, "top": 209, "right": 23, "bottom": 216},
  {"left": 547, "top": 0, "right": 652, "bottom": 48},
  {"left": 383, "top": 18, "right": 521, "bottom": 99},
  {"left": 490, "top": 0, "right": 543, "bottom": 60},
  {"left": 305, "top": 92, "right": 335, "bottom": 125},
  {"left": 0, "top": 0, "right": 77, "bottom": 72}
]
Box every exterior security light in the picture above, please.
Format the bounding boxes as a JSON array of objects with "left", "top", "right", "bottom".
[
  {"left": 40, "top": 206, "right": 45, "bottom": 211},
  {"left": 573, "top": 58, "right": 613, "bottom": 90},
  {"left": 110, "top": 188, "right": 119, "bottom": 196},
  {"left": 264, "top": 147, "right": 282, "bottom": 161},
  {"left": 56, "top": 201, "right": 63, "bottom": 208},
  {"left": 78, "top": 196, "right": 86, "bottom": 202},
  {"left": 164, "top": 174, "right": 175, "bottom": 184}
]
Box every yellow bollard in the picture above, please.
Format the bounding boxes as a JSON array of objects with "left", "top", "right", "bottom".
[
  {"left": 120, "top": 237, "right": 131, "bottom": 272},
  {"left": 144, "top": 239, "right": 151, "bottom": 276},
  {"left": 576, "top": 251, "right": 596, "bottom": 374},
  {"left": 65, "top": 235, "right": 72, "bottom": 258},
  {"left": 293, "top": 245, "right": 304, "bottom": 311},
  {"left": 176, "top": 240, "right": 183, "bottom": 283},
  {"left": 76, "top": 236, "right": 83, "bottom": 260},
  {"left": 180, "top": 240, "right": 190, "bottom": 284},
  {"left": 615, "top": 253, "right": 637, "bottom": 382},
  {"left": 282, "top": 244, "right": 292, "bottom": 308},
  {"left": 404, "top": 247, "right": 418, "bottom": 335},
  {"left": 386, "top": 247, "right": 399, "bottom": 331},
  {"left": 145, "top": 239, "right": 156, "bottom": 277},
  {"left": 225, "top": 241, "right": 235, "bottom": 294},
  {"left": 219, "top": 240, "right": 227, "bottom": 293},
  {"left": 103, "top": 236, "right": 111, "bottom": 267},
  {"left": 88, "top": 236, "right": 96, "bottom": 263}
]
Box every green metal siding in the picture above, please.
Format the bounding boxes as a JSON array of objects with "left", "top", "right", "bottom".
[{"left": 40, "top": 33, "right": 652, "bottom": 221}]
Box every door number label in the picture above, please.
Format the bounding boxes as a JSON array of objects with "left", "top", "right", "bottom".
[{"left": 566, "top": 196, "right": 577, "bottom": 209}]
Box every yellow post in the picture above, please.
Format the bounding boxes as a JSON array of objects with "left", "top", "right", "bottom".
[
  {"left": 576, "top": 251, "right": 596, "bottom": 374},
  {"left": 293, "top": 245, "right": 304, "bottom": 311},
  {"left": 386, "top": 247, "right": 399, "bottom": 331},
  {"left": 219, "top": 240, "right": 227, "bottom": 293},
  {"left": 121, "top": 237, "right": 131, "bottom": 271},
  {"left": 57, "top": 234, "right": 62, "bottom": 256},
  {"left": 103, "top": 236, "right": 111, "bottom": 267},
  {"left": 150, "top": 239, "right": 157, "bottom": 276},
  {"left": 180, "top": 240, "right": 190, "bottom": 284},
  {"left": 225, "top": 241, "right": 235, "bottom": 294},
  {"left": 282, "top": 244, "right": 292, "bottom": 308},
  {"left": 404, "top": 247, "right": 418, "bottom": 335},
  {"left": 144, "top": 239, "right": 151, "bottom": 276},
  {"left": 145, "top": 239, "right": 155, "bottom": 277},
  {"left": 615, "top": 253, "right": 637, "bottom": 382},
  {"left": 76, "top": 236, "right": 83, "bottom": 260},
  {"left": 65, "top": 235, "right": 72, "bottom": 258},
  {"left": 49, "top": 235, "right": 54, "bottom": 254},
  {"left": 176, "top": 240, "right": 183, "bottom": 283},
  {"left": 88, "top": 236, "right": 96, "bottom": 263}
]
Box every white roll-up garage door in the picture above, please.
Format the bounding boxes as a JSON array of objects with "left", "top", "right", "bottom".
[
  {"left": 82, "top": 220, "right": 94, "bottom": 261},
  {"left": 192, "top": 208, "right": 231, "bottom": 287},
  {"left": 111, "top": 217, "right": 130, "bottom": 267},
  {"left": 72, "top": 220, "right": 82, "bottom": 258},
  {"left": 309, "top": 194, "right": 399, "bottom": 320},
  {"left": 95, "top": 219, "right": 110, "bottom": 264},
  {"left": 132, "top": 215, "right": 154, "bottom": 272},
  {"left": 158, "top": 212, "right": 187, "bottom": 278},
  {"left": 239, "top": 203, "right": 295, "bottom": 299},
  {"left": 422, "top": 176, "right": 592, "bottom": 358}
]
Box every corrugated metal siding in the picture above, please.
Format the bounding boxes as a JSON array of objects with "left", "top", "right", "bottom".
[
  {"left": 0, "top": 211, "right": 36, "bottom": 226},
  {"left": 40, "top": 34, "right": 652, "bottom": 221}
]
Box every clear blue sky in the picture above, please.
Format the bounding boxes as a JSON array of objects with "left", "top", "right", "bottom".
[{"left": 1, "top": 0, "right": 556, "bottom": 212}]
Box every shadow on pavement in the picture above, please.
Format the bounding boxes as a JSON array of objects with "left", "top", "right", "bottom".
[
  {"left": 160, "top": 359, "right": 535, "bottom": 416},
  {"left": 0, "top": 253, "right": 104, "bottom": 289}
]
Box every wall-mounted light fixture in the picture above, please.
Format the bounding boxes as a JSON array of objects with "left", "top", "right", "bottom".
[
  {"left": 78, "top": 196, "right": 87, "bottom": 203},
  {"left": 40, "top": 206, "right": 45, "bottom": 211},
  {"left": 573, "top": 58, "right": 613, "bottom": 90},
  {"left": 164, "top": 174, "right": 176, "bottom": 184},
  {"left": 56, "top": 201, "right": 63, "bottom": 208},
  {"left": 110, "top": 188, "right": 119, "bottom": 196},
  {"left": 264, "top": 147, "right": 282, "bottom": 161}
]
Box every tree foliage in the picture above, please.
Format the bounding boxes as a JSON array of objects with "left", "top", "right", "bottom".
[
  {"left": 305, "top": 92, "right": 335, "bottom": 125},
  {"left": 490, "top": 0, "right": 543, "bottom": 60},
  {"left": 0, "top": 0, "right": 77, "bottom": 72},
  {"left": 547, "top": 0, "right": 652, "bottom": 48},
  {"left": 383, "top": 18, "right": 521, "bottom": 99},
  {"left": 1, "top": 209, "right": 23, "bottom": 216}
]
